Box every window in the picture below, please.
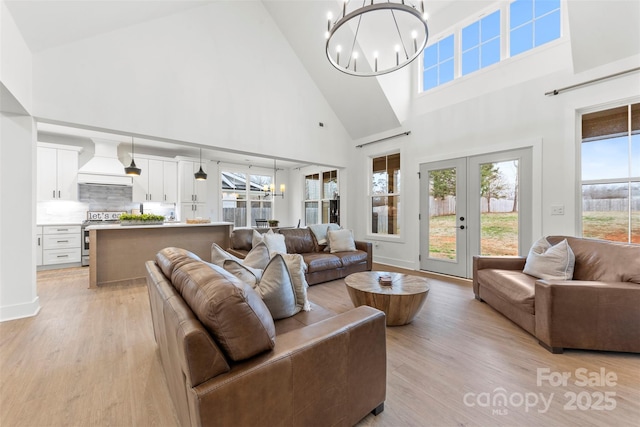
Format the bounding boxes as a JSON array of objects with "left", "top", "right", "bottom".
[
  {"left": 421, "top": 0, "right": 561, "bottom": 92},
  {"left": 422, "top": 35, "right": 454, "bottom": 91},
  {"left": 581, "top": 103, "right": 640, "bottom": 243},
  {"left": 510, "top": 0, "right": 561, "bottom": 57},
  {"left": 462, "top": 10, "right": 501, "bottom": 76},
  {"left": 371, "top": 153, "right": 400, "bottom": 235},
  {"left": 221, "top": 170, "right": 272, "bottom": 227},
  {"left": 304, "top": 170, "right": 339, "bottom": 225}
]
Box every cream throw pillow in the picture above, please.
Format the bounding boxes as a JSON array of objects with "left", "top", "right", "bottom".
[
  {"left": 254, "top": 254, "right": 300, "bottom": 319},
  {"left": 222, "top": 259, "right": 263, "bottom": 288},
  {"left": 327, "top": 228, "right": 356, "bottom": 253},
  {"left": 252, "top": 229, "right": 287, "bottom": 256},
  {"left": 211, "top": 243, "right": 243, "bottom": 267},
  {"left": 523, "top": 237, "right": 575, "bottom": 280},
  {"left": 243, "top": 241, "right": 271, "bottom": 270}
]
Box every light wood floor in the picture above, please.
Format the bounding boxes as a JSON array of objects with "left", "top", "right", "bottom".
[{"left": 1, "top": 266, "right": 638, "bottom": 426}]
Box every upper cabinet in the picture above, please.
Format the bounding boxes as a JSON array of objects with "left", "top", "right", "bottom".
[
  {"left": 37, "top": 144, "right": 80, "bottom": 201},
  {"left": 131, "top": 157, "right": 178, "bottom": 203},
  {"left": 179, "top": 160, "right": 208, "bottom": 204}
]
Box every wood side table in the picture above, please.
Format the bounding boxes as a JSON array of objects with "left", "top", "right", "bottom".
[{"left": 345, "top": 271, "right": 430, "bottom": 326}]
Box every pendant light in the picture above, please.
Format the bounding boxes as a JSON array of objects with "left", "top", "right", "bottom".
[
  {"left": 124, "top": 136, "right": 141, "bottom": 176},
  {"left": 194, "top": 148, "right": 208, "bottom": 181}
]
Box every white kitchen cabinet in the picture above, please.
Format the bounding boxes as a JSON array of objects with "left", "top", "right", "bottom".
[
  {"left": 37, "top": 145, "right": 79, "bottom": 201},
  {"left": 41, "top": 225, "right": 81, "bottom": 266},
  {"left": 132, "top": 157, "right": 178, "bottom": 203},
  {"left": 180, "top": 203, "right": 209, "bottom": 220},
  {"left": 179, "top": 160, "right": 208, "bottom": 204},
  {"left": 36, "top": 226, "right": 43, "bottom": 266}
]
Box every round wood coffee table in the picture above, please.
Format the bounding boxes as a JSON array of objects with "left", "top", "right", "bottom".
[{"left": 345, "top": 271, "right": 430, "bottom": 326}]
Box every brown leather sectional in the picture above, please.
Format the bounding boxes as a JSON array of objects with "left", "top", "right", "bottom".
[
  {"left": 228, "top": 227, "right": 372, "bottom": 285},
  {"left": 145, "top": 247, "right": 387, "bottom": 427},
  {"left": 473, "top": 236, "right": 640, "bottom": 353}
]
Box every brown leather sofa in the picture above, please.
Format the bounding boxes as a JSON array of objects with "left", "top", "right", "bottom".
[
  {"left": 473, "top": 236, "right": 640, "bottom": 354},
  {"left": 227, "top": 228, "right": 372, "bottom": 285},
  {"left": 146, "top": 247, "right": 386, "bottom": 427}
]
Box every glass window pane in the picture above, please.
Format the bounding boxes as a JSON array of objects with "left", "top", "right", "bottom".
[
  {"left": 510, "top": 0, "right": 533, "bottom": 29},
  {"left": 305, "top": 201, "right": 318, "bottom": 225},
  {"left": 581, "top": 136, "right": 629, "bottom": 181},
  {"left": 440, "top": 59, "right": 454, "bottom": 84},
  {"left": 388, "top": 153, "right": 400, "bottom": 194},
  {"left": 462, "top": 48, "right": 479, "bottom": 75},
  {"left": 440, "top": 35, "right": 454, "bottom": 60},
  {"left": 423, "top": 67, "right": 438, "bottom": 90},
  {"left": 480, "top": 161, "right": 519, "bottom": 256},
  {"left": 482, "top": 11, "right": 501, "bottom": 42},
  {"left": 423, "top": 45, "right": 437, "bottom": 68},
  {"left": 582, "top": 183, "right": 629, "bottom": 242},
  {"left": 305, "top": 174, "right": 320, "bottom": 200},
  {"left": 462, "top": 21, "right": 479, "bottom": 51},
  {"left": 632, "top": 182, "right": 640, "bottom": 244},
  {"left": 510, "top": 23, "right": 533, "bottom": 56},
  {"left": 535, "top": 0, "right": 560, "bottom": 18},
  {"left": 632, "top": 134, "right": 640, "bottom": 177},
  {"left": 428, "top": 168, "right": 457, "bottom": 260},
  {"left": 534, "top": 10, "right": 560, "bottom": 46},
  {"left": 372, "top": 196, "right": 400, "bottom": 235},
  {"left": 323, "top": 170, "right": 338, "bottom": 199},
  {"left": 482, "top": 38, "right": 501, "bottom": 67}
]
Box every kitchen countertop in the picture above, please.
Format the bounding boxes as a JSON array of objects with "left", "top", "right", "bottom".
[{"left": 86, "top": 221, "right": 232, "bottom": 230}]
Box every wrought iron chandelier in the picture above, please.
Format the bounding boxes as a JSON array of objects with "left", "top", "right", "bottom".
[{"left": 325, "top": 0, "right": 429, "bottom": 77}]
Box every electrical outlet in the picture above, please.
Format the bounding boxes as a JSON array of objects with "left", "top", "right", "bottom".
[{"left": 551, "top": 205, "right": 565, "bottom": 215}]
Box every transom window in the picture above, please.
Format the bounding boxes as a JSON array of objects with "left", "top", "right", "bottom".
[
  {"left": 462, "top": 10, "right": 501, "bottom": 76},
  {"left": 421, "top": 0, "right": 561, "bottom": 92}
]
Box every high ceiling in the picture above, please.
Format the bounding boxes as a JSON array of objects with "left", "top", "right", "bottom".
[{"left": 4, "top": 0, "right": 639, "bottom": 163}]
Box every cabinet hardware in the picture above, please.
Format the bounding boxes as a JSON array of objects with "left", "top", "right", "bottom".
[
  {"left": 52, "top": 190, "right": 56, "bottom": 198},
  {"left": 38, "top": 237, "right": 41, "bottom": 245},
  {"left": 57, "top": 240, "right": 69, "bottom": 243},
  {"left": 57, "top": 229, "right": 69, "bottom": 231},
  {"left": 57, "top": 255, "right": 69, "bottom": 258},
  {"left": 58, "top": 190, "right": 61, "bottom": 198}
]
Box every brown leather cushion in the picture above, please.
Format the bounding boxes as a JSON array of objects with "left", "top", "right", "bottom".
[
  {"left": 170, "top": 258, "right": 276, "bottom": 361},
  {"left": 302, "top": 253, "right": 343, "bottom": 273},
  {"left": 155, "top": 247, "right": 202, "bottom": 279},
  {"left": 335, "top": 250, "right": 368, "bottom": 267},
  {"left": 279, "top": 228, "right": 317, "bottom": 253},
  {"left": 477, "top": 269, "right": 536, "bottom": 314},
  {"left": 230, "top": 228, "right": 254, "bottom": 252},
  {"left": 547, "top": 236, "right": 640, "bottom": 283}
]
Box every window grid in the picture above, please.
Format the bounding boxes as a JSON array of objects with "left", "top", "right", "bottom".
[{"left": 421, "top": 0, "right": 561, "bottom": 93}]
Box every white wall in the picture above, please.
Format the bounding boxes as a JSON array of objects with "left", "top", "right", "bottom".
[
  {"left": 0, "top": 1, "right": 33, "bottom": 112},
  {"left": 348, "top": 42, "right": 640, "bottom": 271},
  {"left": 32, "top": 1, "right": 351, "bottom": 167},
  {"left": 0, "top": 112, "right": 40, "bottom": 321}
]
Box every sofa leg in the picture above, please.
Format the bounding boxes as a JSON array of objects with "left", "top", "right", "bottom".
[
  {"left": 474, "top": 295, "right": 484, "bottom": 302},
  {"left": 371, "top": 403, "right": 384, "bottom": 416},
  {"left": 539, "top": 340, "right": 563, "bottom": 354}
]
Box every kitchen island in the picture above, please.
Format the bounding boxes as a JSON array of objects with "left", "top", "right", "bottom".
[{"left": 87, "top": 222, "right": 232, "bottom": 288}]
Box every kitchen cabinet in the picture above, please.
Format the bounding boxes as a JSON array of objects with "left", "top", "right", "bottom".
[
  {"left": 37, "top": 145, "right": 79, "bottom": 201},
  {"left": 179, "top": 160, "right": 208, "bottom": 204},
  {"left": 131, "top": 157, "right": 178, "bottom": 203},
  {"left": 41, "top": 225, "right": 81, "bottom": 266},
  {"left": 180, "top": 203, "right": 209, "bottom": 220},
  {"left": 36, "top": 226, "right": 43, "bottom": 266}
]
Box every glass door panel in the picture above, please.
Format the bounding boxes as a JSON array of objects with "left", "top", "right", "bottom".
[{"left": 479, "top": 160, "right": 519, "bottom": 256}]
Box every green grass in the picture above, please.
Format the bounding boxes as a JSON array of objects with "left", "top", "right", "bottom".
[{"left": 428, "top": 210, "right": 639, "bottom": 261}]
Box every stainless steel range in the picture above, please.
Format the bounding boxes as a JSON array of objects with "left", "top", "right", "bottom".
[{"left": 81, "top": 211, "right": 126, "bottom": 266}]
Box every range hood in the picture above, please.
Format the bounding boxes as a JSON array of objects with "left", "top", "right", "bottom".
[{"left": 77, "top": 139, "right": 133, "bottom": 186}]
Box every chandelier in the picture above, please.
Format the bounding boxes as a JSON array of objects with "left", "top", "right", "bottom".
[
  {"left": 325, "top": 0, "right": 429, "bottom": 77},
  {"left": 263, "top": 159, "right": 285, "bottom": 198}
]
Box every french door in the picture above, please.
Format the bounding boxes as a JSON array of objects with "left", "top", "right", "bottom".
[{"left": 419, "top": 148, "right": 532, "bottom": 278}]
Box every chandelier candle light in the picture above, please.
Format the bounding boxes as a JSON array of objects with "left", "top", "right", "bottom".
[
  {"left": 325, "top": 0, "right": 429, "bottom": 77},
  {"left": 263, "top": 159, "right": 285, "bottom": 198}
]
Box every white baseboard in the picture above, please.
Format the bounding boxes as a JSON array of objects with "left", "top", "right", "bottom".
[
  {"left": 372, "top": 256, "right": 417, "bottom": 270},
  {"left": 0, "top": 297, "right": 40, "bottom": 322}
]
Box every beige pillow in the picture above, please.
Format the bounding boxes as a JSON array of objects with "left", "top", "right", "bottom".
[
  {"left": 263, "top": 232, "right": 287, "bottom": 255},
  {"left": 243, "top": 241, "right": 270, "bottom": 270},
  {"left": 210, "top": 242, "right": 243, "bottom": 267},
  {"left": 223, "top": 259, "right": 263, "bottom": 288},
  {"left": 279, "top": 253, "right": 311, "bottom": 312},
  {"left": 523, "top": 237, "right": 575, "bottom": 280},
  {"left": 327, "top": 228, "right": 356, "bottom": 253},
  {"left": 254, "top": 254, "right": 300, "bottom": 319}
]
